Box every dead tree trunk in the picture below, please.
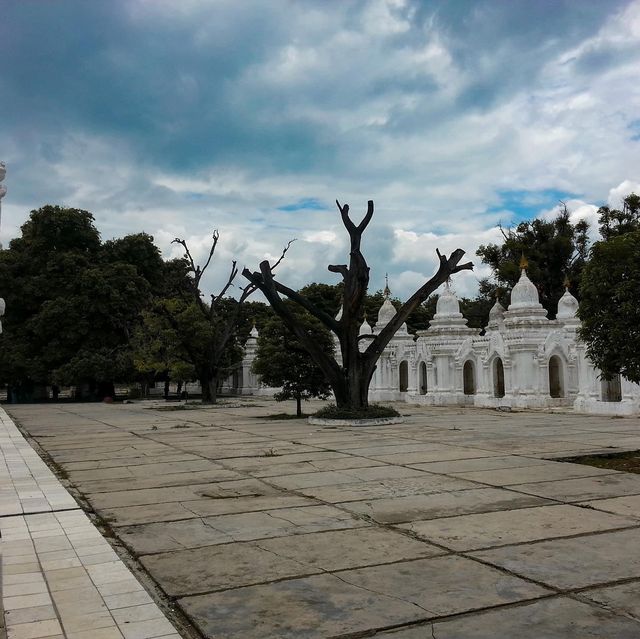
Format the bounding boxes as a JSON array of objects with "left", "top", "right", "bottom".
[{"left": 243, "top": 199, "right": 473, "bottom": 410}]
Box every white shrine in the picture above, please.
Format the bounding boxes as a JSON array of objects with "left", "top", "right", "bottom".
[{"left": 239, "top": 265, "right": 640, "bottom": 416}]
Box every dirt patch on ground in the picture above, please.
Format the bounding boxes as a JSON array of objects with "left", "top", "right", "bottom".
[{"left": 561, "top": 450, "right": 640, "bottom": 474}]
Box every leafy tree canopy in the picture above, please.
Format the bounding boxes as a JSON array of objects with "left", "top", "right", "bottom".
[
  {"left": 477, "top": 206, "right": 589, "bottom": 318},
  {"left": 598, "top": 193, "right": 640, "bottom": 240},
  {"left": 579, "top": 230, "right": 640, "bottom": 383},
  {"left": 0, "top": 206, "right": 162, "bottom": 399},
  {"left": 252, "top": 312, "right": 334, "bottom": 416}
]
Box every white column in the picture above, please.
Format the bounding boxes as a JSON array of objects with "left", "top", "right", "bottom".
[{"left": 0, "top": 162, "right": 6, "bottom": 249}]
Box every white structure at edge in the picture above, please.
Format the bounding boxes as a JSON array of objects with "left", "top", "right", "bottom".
[
  {"left": 0, "top": 161, "right": 6, "bottom": 332},
  {"left": 365, "top": 270, "right": 638, "bottom": 415},
  {"left": 236, "top": 267, "right": 639, "bottom": 416}
]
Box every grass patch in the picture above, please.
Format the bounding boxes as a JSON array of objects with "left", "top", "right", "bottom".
[
  {"left": 313, "top": 403, "right": 400, "bottom": 420},
  {"left": 560, "top": 450, "right": 640, "bottom": 474}
]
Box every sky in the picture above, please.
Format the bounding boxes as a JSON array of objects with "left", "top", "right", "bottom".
[{"left": 1, "top": 0, "right": 640, "bottom": 301}]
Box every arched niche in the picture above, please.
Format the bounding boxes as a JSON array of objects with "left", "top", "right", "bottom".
[
  {"left": 493, "top": 357, "right": 505, "bottom": 398},
  {"left": 419, "top": 362, "right": 427, "bottom": 395},
  {"left": 399, "top": 361, "right": 409, "bottom": 393},
  {"left": 463, "top": 360, "right": 476, "bottom": 395},
  {"left": 548, "top": 355, "right": 564, "bottom": 398}
]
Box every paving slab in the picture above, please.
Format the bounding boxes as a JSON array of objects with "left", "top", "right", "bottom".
[
  {"left": 178, "top": 573, "right": 426, "bottom": 639},
  {"left": 253, "top": 527, "right": 443, "bottom": 571},
  {"left": 119, "top": 505, "right": 367, "bottom": 554},
  {"left": 409, "top": 454, "right": 549, "bottom": 474},
  {"left": 445, "top": 462, "right": 618, "bottom": 486},
  {"left": 142, "top": 528, "right": 441, "bottom": 596},
  {"left": 7, "top": 400, "right": 640, "bottom": 639},
  {"left": 88, "top": 478, "right": 280, "bottom": 509},
  {"left": 580, "top": 494, "right": 640, "bottom": 519},
  {"left": 397, "top": 504, "right": 638, "bottom": 550},
  {"left": 336, "top": 555, "right": 549, "bottom": 615},
  {"left": 510, "top": 473, "right": 640, "bottom": 502},
  {"left": 297, "top": 474, "right": 480, "bottom": 503},
  {"left": 141, "top": 543, "right": 313, "bottom": 595},
  {"left": 339, "top": 487, "right": 552, "bottom": 524},
  {"left": 73, "top": 468, "right": 245, "bottom": 493},
  {"left": 471, "top": 527, "right": 640, "bottom": 589},
  {"left": 100, "top": 494, "right": 315, "bottom": 526},
  {"left": 580, "top": 579, "right": 640, "bottom": 619},
  {"left": 266, "top": 465, "right": 426, "bottom": 490},
  {"left": 377, "top": 596, "right": 640, "bottom": 638}
]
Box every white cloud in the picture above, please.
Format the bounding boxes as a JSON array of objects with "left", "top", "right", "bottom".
[
  {"left": 608, "top": 180, "right": 640, "bottom": 207},
  {"left": 3, "top": 0, "right": 640, "bottom": 302}
]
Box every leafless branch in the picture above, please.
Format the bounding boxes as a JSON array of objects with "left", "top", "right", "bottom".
[
  {"left": 200, "top": 230, "right": 219, "bottom": 276},
  {"left": 270, "top": 239, "right": 296, "bottom": 273}
]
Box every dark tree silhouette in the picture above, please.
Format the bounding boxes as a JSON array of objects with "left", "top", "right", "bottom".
[
  {"left": 243, "top": 200, "right": 473, "bottom": 410},
  {"left": 168, "top": 231, "right": 292, "bottom": 403}
]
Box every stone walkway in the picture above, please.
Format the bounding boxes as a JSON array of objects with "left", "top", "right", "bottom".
[
  {"left": 3, "top": 400, "right": 640, "bottom": 638},
  {"left": 0, "top": 408, "right": 180, "bottom": 639}
]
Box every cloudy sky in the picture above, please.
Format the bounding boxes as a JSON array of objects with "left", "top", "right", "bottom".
[{"left": 2, "top": 0, "right": 639, "bottom": 300}]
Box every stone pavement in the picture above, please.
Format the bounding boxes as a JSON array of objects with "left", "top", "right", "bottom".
[
  {"left": 0, "top": 408, "right": 182, "bottom": 639},
  {"left": 3, "top": 399, "right": 640, "bottom": 638}
]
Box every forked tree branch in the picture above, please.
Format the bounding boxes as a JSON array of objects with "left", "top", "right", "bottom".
[{"left": 365, "top": 248, "right": 473, "bottom": 359}]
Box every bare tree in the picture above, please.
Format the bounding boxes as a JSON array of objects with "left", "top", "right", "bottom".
[
  {"left": 167, "top": 231, "right": 293, "bottom": 402},
  {"left": 243, "top": 200, "right": 473, "bottom": 410}
]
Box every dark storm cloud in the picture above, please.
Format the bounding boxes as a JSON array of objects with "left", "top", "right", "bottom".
[{"left": 1, "top": 0, "right": 639, "bottom": 298}]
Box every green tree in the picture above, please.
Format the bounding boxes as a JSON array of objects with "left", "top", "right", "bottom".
[
  {"left": 597, "top": 193, "right": 640, "bottom": 240},
  {"left": 0, "top": 206, "right": 160, "bottom": 400},
  {"left": 477, "top": 205, "right": 589, "bottom": 318},
  {"left": 131, "top": 309, "right": 196, "bottom": 397},
  {"left": 161, "top": 231, "right": 287, "bottom": 403},
  {"left": 252, "top": 315, "right": 334, "bottom": 416},
  {"left": 578, "top": 230, "right": 640, "bottom": 383}
]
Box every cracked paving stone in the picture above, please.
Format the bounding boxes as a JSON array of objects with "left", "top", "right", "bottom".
[
  {"left": 253, "top": 527, "right": 444, "bottom": 572},
  {"left": 87, "top": 478, "right": 279, "bottom": 509},
  {"left": 141, "top": 543, "right": 314, "bottom": 596},
  {"left": 376, "top": 596, "right": 640, "bottom": 638},
  {"left": 340, "top": 487, "right": 551, "bottom": 524},
  {"left": 396, "top": 504, "right": 638, "bottom": 551},
  {"left": 297, "top": 475, "right": 480, "bottom": 503},
  {"left": 471, "top": 527, "right": 640, "bottom": 589},
  {"left": 99, "top": 495, "right": 316, "bottom": 526},
  {"left": 335, "top": 555, "right": 549, "bottom": 616},
  {"left": 178, "top": 572, "right": 427, "bottom": 639},
  {"left": 118, "top": 505, "right": 366, "bottom": 554},
  {"left": 580, "top": 579, "right": 640, "bottom": 618}
]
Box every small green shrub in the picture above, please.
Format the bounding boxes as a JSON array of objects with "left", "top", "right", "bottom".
[{"left": 313, "top": 403, "right": 400, "bottom": 420}]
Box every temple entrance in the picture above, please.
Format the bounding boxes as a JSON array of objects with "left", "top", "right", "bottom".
[
  {"left": 601, "top": 375, "right": 622, "bottom": 402},
  {"left": 419, "top": 362, "right": 427, "bottom": 394},
  {"left": 232, "top": 367, "right": 242, "bottom": 392},
  {"left": 463, "top": 360, "right": 476, "bottom": 395},
  {"left": 493, "top": 358, "right": 505, "bottom": 398},
  {"left": 548, "top": 355, "right": 564, "bottom": 398},
  {"left": 399, "top": 361, "right": 409, "bottom": 392}
]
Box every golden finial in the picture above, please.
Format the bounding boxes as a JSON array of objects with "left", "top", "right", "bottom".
[
  {"left": 383, "top": 273, "right": 391, "bottom": 298},
  {"left": 563, "top": 275, "right": 570, "bottom": 290},
  {"left": 519, "top": 253, "right": 528, "bottom": 270}
]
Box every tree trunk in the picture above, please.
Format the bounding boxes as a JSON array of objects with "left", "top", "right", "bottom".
[
  {"left": 296, "top": 393, "right": 302, "bottom": 417},
  {"left": 201, "top": 375, "right": 218, "bottom": 404},
  {"left": 243, "top": 199, "right": 472, "bottom": 415},
  {"left": 163, "top": 379, "right": 170, "bottom": 400}
]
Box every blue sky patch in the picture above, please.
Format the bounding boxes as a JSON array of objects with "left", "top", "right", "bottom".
[
  {"left": 488, "top": 189, "right": 579, "bottom": 222},
  {"left": 277, "top": 198, "right": 327, "bottom": 213}
]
